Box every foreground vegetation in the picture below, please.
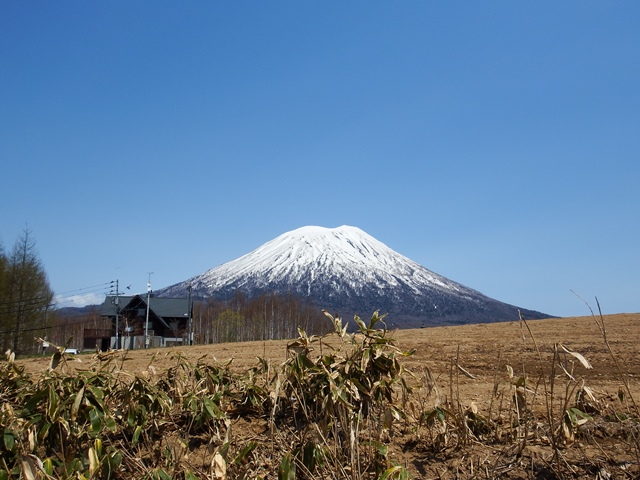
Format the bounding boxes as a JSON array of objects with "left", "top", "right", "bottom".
[{"left": 1, "top": 310, "right": 639, "bottom": 479}]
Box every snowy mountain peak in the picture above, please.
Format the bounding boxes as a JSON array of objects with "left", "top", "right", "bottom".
[
  {"left": 247, "top": 225, "right": 401, "bottom": 270},
  {"left": 187, "top": 225, "right": 457, "bottom": 294},
  {"left": 260, "top": 225, "right": 383, "bottom": 259},
  {"left": 158, "top": 226, "right": 549, "bottom": 327}
]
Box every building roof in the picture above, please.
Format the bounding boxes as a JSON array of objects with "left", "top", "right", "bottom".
[{"left": 101, "top": 295, "right": 190, "bottom": 320}]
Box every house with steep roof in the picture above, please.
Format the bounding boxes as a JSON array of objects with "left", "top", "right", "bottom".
[{"left": 100, "top": 294, "right": 191, "bottom": 349}]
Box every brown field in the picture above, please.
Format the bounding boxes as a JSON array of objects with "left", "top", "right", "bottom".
[
  {"left": 15, "top": 312, "right": 640, "bottom": 478},
  {"left": 21, "top": 312, "right": 640, "bottom": 401}
]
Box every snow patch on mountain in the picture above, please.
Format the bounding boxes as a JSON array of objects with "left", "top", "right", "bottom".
[
  {"left": 191, "top": 226, "right": 466, "bottom": 294},
  {"left": 158, "top": 225, "right": 550, "bottom": 327}
]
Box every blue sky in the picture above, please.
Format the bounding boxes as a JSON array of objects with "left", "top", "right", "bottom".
[{"left": 1, "top": 2, "right": 638, "bottom": 318}]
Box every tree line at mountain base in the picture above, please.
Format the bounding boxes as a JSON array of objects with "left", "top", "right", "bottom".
[{"left": 190, "top": 292, "right": 334, "bottom": 344}]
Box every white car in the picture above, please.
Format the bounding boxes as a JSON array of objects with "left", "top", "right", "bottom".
[{"left": 64, "top": 348, "right": 79, "bottom": 355}]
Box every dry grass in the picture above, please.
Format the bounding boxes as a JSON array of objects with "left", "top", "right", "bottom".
[{"left": 6, "top": 311, "right": 640, "bottom": 479}]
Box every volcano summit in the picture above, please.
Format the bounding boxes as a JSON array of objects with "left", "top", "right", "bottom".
[{"left": 158, "top": 226, "right": 550, "bottom": 328}]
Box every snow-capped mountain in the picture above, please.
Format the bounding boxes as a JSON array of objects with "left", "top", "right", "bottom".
[{"left": 157, "top": 226, "right": 550, "bottom": 328}]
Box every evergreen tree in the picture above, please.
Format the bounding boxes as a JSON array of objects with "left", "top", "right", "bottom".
[{"left": 0, "top": 228, "right": 54, "bottom": 354}]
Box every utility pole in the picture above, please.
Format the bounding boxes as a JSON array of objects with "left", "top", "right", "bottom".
[
  {"left": 144, "top": 272, "right": 153, "bottom": 349},
  {"left": 110, "top": 280, "right": 123, "bottom": 350},
  {"left": 187, "top": 284, "right": 192, "bottom": 345},
  {"left": 115, "top": 280, "right": 120, "bottom": 349}
]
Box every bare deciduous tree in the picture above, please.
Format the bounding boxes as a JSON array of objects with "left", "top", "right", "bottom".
[{"left": 0, "top": 228, "right": 54, "bottom": 354}]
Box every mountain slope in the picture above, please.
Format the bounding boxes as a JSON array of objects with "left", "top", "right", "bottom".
[{"left": 158, "top": 226, "right": 550, "bottom": 327}]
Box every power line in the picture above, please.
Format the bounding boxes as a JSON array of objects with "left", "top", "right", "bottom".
[
  {"left": 0, "top": 297, "right": 55, "bottom": 314},
  {"left": 54, "top": 282, "right": 114, "bottom": 296},
  {"left": 0, "top": 315, "right": 111, "bottom": 337},
  {"left": 50, "top": 281, "right": 118, "bottom": 309},
  {"left": 0, "top": 292, "right": 54, "bottom": 307},
  {"left": 55, "top": 286, "right": 112, "bottom": 298},
  {"left": 0, "top": 283, "right": 113, "bottom": 311},
  {"left": 53, "top": 289, "right": 111, "bottom": 307}
]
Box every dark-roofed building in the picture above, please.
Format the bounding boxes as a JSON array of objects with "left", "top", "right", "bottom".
[{"left": 100, "top": 294, "right": 191, "bottom": 349}]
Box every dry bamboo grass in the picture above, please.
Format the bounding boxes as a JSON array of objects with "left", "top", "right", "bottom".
[{"left": 4, "top": 311, "right": 640, "bottom": 479}]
